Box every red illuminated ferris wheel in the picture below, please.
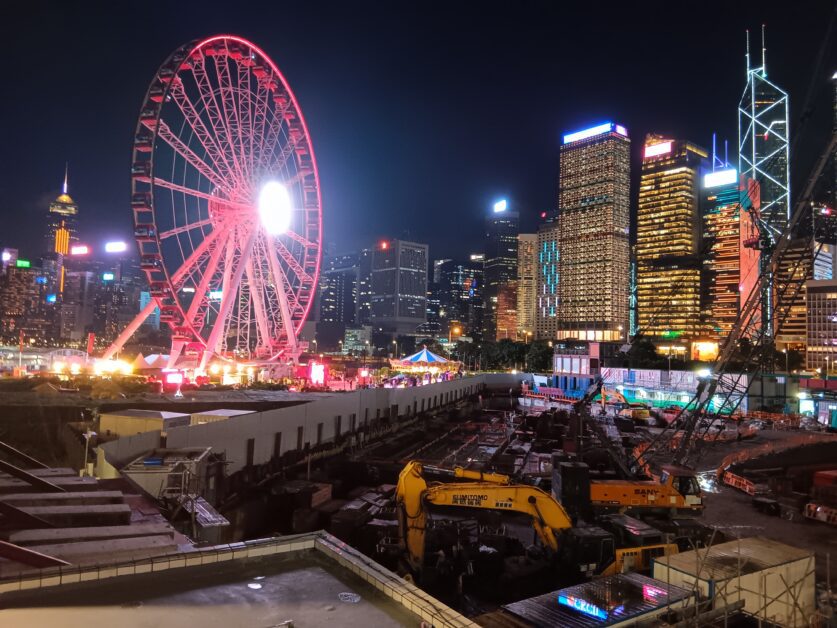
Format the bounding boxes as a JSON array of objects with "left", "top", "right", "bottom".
[{"left": 105, "top": 35, "right": 322, "bottom": 367}]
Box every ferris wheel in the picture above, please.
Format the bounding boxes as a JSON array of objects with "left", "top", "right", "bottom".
[{"left": 105, "top": 35, "right": 322, "bottom": 367}]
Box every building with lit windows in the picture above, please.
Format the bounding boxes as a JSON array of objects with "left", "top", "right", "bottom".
[
  {"left": 516, "top": 233, "right": 536, "bottom": 339},
  {"left": 495, "top": 281, "right": 517, "bottom": 340},
  {"left": 636, "top": 136, "right": 708, "bottom": 344},
  {"left": 483, "top": 200, "right": 519, "bottom": 341},
  {"left": 805, "top": 279, "right": 837, "bottom": 373},
  {"left": 370, "top": 239, "right": 428, "bottom": 335},
  {"left": 45, "top": 167, "right": 79, "bottom": 256},
  {"left": 702, "top": 169, "right": 761, "bottom": 345},
  {"left": 536, "top": 212, "right": 559, "bottom": 340},
  {"left": 557, "top": 122, "right": 630, "bottom": 341},
  {"left": 443, "top": 255, "right": 483, "bottom": 338},
  {"left": 0, "top": 262, "right": 58, "bottom": 344},
  {"left": 319, "top": 253, "right": 359, "bottom": 325}
]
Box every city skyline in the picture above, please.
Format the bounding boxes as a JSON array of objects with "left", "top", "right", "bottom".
[{"left": 2, "top": 3, "right": 834, "bottom": 260}]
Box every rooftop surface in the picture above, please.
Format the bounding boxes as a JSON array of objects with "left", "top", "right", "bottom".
[
  {"left": 655, "top": 536, "right": 814, "bottom": 580},
  {"left": 0, "top": 532, "right": 476, "bottom": 628},
  {"left": 100, "top": 408, "right": 191, "bottom": 419},
  {"left": 1, "top": 555, "right": 417, "bottom": 628}
]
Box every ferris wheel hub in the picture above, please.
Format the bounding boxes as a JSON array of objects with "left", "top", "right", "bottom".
[{"left": 258, "top": 180, "right": 292, "bottom": 235}]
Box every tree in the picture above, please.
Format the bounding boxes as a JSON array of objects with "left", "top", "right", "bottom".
[
  {"left": 527, "top": 340, "right": 553, "bottom": 372},
  {"left": 628, "top": 335, "right": 661, "bottom": 369},
  {"left": 416, "top": 337, "right": 448, "bottom": 357}
]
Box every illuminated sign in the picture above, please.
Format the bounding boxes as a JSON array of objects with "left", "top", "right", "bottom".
[
  {"left": 703, "top": 168, "right": 737, "bottom": 189},
  {"left": 102, "top": 272, "right": 115, "bottom": 281},
  {"left": 181, "top": 286, "right": 196, "bottom": 293},
  {"left": 493, "top": 199, "right": 508, "bottom": 213},
  {"left": 209, "top": 290, "right": 223, "bottom": 301},
  {"left": 70, "top": 244, "right": 90, "bottom": 256},
  {"left": 562, "top": 122, "right": 626, "bottom": 144},
  {"left": 36, "top": 276, "right": 47, "bottom": 285},
  {"left": 15, "top": 259, "right": 30, "bottom": 268},
  {"left": 644, "top": 141, "right": 672, "bottom": 158},
  {"left": 661, "top": 329, "right": 683, "bottom": 339},
  {"left": 643, "top": 584, "right": 667, "bottom": 603},
  {"left": 105, "top": 241, "right": 128, "bottom": 253},
  {"left": 46, "top": 294, "right": 57, "bottom": 304},
  {"left": 1, "top": 251, "right": 10, "bottom": 262},
  {"left": 310, "top": 361, "right": 326, "bottom": 385},
  {"left": 558, "top": 594, "right": 608, "bottom": 620},
  {"left": 165, "top": 372, "right": 184, "bottom": 385}
]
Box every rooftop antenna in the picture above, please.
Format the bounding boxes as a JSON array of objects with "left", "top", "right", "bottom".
[
  {"left": 761, "top": 24, "right": 766, "bottom": 74},
  {"left": 745, "top": 29, "right": 751, "bottom": 72},
  {"left": 712, "top": 133, "right": 717, "bottom": 171},
  {"left": 62, "top": 162, "right": 68, "bottom": 196},
  {"left": 724, "top": 140, "right": 729, "bottom": 168}
]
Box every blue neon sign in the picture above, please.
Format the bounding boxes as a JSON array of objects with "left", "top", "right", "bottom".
[
  {"left": 558, "top": 594, "right": 608, "bottom": 620},
  {"left": 563, "top": 121, "right": 627, "bottom": 144}
]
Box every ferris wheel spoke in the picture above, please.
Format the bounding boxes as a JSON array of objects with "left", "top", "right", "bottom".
[
  {"left": 184, "top": 230, "right": 229, "bottom": 326},
  {"left": 263, "top": 234, "right": 300, "bottom": 349},
  {"left": 153, "top": 178, "right": 251, "bottom": 212},
  {"left": 157, "top": 120, "right": 229, "bottom": 192},
  {"left": 191, "top": 54, "right": 249, "bottom": 189},
  {"left": 168, "top": 77, "right": 239, "bottom": 187},
  {"left": 159, "top": 218, "right": 215, "bottom": 240},
  {"left": 244, "top": 256, "right": 272, "bottom": 350},
  {"left": 273, "top": 238, "right": 313, "bottom": 285},
  {"left": 203, "top": 223, "right": 258, "bottom": 358},
  {"left": 283, "top": 229, "right": 318, "bottom": 250},
  {"left": 212, "top": 52, "right": 247, "bottom": 180},
  {"left": 237, "top": 60, "right": 255, "bottom": 176},
  {"left": 257, "top": 98, "right": 292, "bottom": 173},
  {"left": 169, "top": 222, "right": 229, "bottom": 287}
]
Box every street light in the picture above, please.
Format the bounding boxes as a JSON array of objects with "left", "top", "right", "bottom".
[
  {"left": 392, "top": 339, "right": 398, "bottom": 357},
  {"left": 826, "top": 357, "right": 830, "bottom": 381},
  {"left": 526, "top": 331, "right": 532, "bottom": 344},
  {"left": 449, "top": 326, "right": 461, "bottom": 343}
]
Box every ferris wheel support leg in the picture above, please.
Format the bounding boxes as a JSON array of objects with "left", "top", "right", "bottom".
[
  {"left": 264, "top": 236, "right": 299, "bottom": 352},
  {"left": 102, "top": 300, "right": 158, "bottom": 360},
  {"left": 167, "top": 339, "right": 186, "bottom": 370},
  {"left": 199, "top": 226, "right": 258, "bottom": 371}
]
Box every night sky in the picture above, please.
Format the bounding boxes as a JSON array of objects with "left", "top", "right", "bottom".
[{"left": 3, "top": 1, "right": 835, "bottom": 261}]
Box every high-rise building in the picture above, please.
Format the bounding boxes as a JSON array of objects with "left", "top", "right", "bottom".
[
  {"left": 557, "top": 122, "right": 631, "bottom": 341},
  {"left": 319, "top": 253, "right": 359, "bottom": 325},
  {"left": 60, "top": 271, "right": 98, "bottom": 341},
  {"left": 433, "top": 259, "right": 452, "bottom": 284},
  {"left": 45, "top": 166, "right": 79, "bottom": 256},
  {"left": 444, "top": 255, "right": 484, "bottom": 338},
  {"left": 516, "top": 234, "right": 536, "bottom": 339},
  {"left": 702, "top": 169, "right": 761, "bottom": 344},
  {"left": 483, "top": 200, "right": 519, "bottom": 341},
  {"left": 535, "top": 212, "right": 560, "bottom": 340},
  {"left": 370, "top": 239, "right": 428, "bottom": 334},
  {"left": 636, "top": 136, "right": 708, "bottom": 341},
  {"left": 738, "top": 29, "right": 790, "bottom": 233},
  {"left": 0, "top": 262, "right": 58, "bottom": 344},
  {"left": 495, "top": 281, "right": 517, "bottom": 341},
  {"left": 139, "top": 291, "right": 161, "bottom": 331},
  {"left": 805, "top": 279, "right": 837, "bottom": 372},
  {"left": 355, "top": 248, "right": 373, "bottom": 325}
]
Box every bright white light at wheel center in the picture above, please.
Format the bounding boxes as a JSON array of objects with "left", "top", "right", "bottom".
[{"left": 258, "top": 181, "right": 292, "bottom": 235}]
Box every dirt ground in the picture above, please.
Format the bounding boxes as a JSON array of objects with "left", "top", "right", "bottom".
[{"left": 691, "top": 429, "right": 837, "bottom": 585}]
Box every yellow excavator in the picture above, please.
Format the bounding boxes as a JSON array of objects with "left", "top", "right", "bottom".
[{"left": 395, "top": 460, "right": 676, "bottom": 582}]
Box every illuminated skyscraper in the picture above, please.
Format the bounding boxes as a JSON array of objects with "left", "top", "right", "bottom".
[
  {"left": 495, "top": 282, "right": 517, "bottom": 341},
  {"left": 557, "top": 123, "right": 630, "bottom": 341},
  {"left": 702, "top": 169, "right": 761, "bottom": 344},
  {"left": 45, "top": 165, "right": 79, "bottom": 256},
  {"left": 535, "top": 212, "right": 559, "bottom": 340},
  {"left": 370, "top": 239, "right": 428, "bottom": 335},
  {"left": 516, "top": 233, "right": 537, "bottom": 339},
  {"left": 483, "top": 199, "right": 519, "bottom": 341},
  {"left": 636, "top": 136, "right": 708, "bottom": 342},
  {"left": 738, "top": 28, "right": 790, "bottom": 233}
]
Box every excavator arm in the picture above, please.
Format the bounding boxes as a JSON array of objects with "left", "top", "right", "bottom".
[{"left": 396, "top": 461, "right": 573, "bottom": 574}]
